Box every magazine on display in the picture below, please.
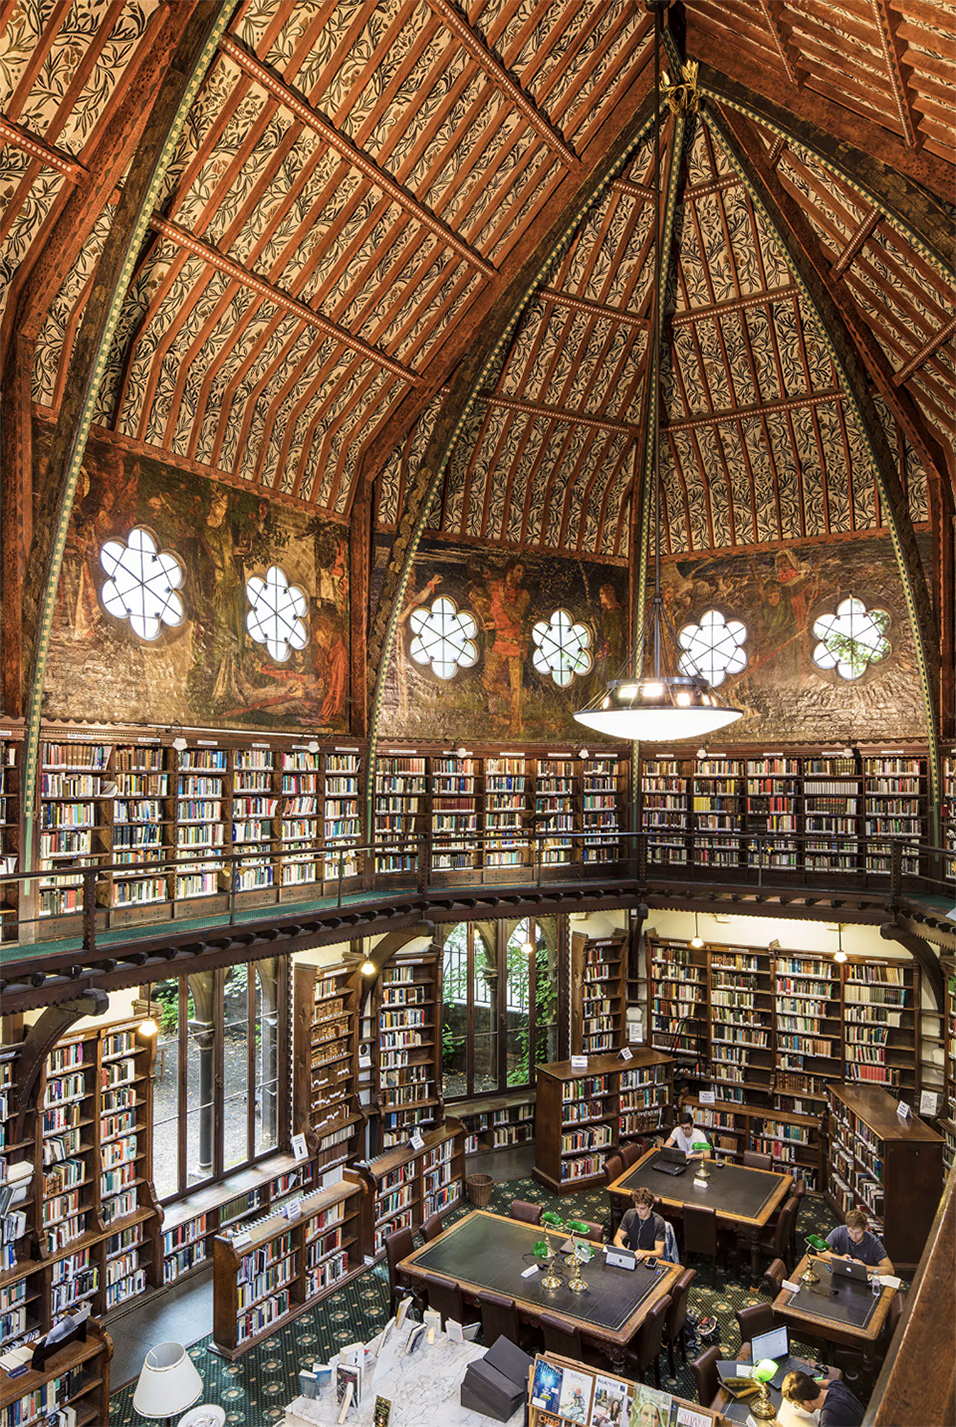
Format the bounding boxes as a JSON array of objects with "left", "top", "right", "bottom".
[
  {"left": 592, "top": 1372, "right": 632, "bottom": 1426},
  {"left": 557, "top": 1366, "right": 595, "bottom": 1425}
]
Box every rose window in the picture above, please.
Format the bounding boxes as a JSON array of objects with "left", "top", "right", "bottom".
[
  {"left": 812, "top": 597, "right": 890, "bottom": 680},
  {"left": 532, "top": 610, "right": 593, "bottom": 687},
  {"left": 99, "top": 528, "right": 185, "bottom": 640},
  {"left": 245, "top": 567, "right": 309, "bottom": 661},
  {"left": 678, "top": 609, "right": 748, "bottom": 686},
  {"left": 408, "top": 596, "right": 479, "bottom": 680}
]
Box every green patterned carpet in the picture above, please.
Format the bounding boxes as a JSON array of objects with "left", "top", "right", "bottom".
[{"left": 109, "top": 1178, "right": 850, "bottom": 1427}]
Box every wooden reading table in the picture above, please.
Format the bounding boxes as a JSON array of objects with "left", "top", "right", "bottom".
[
  {"left": 398, "top": 1208, "right": 682, "bottom": 1373},
  {"left": 607, "top": 1146, "right": 792, "bottom": 1283},
  {"left": 772, "top": 1254, "right": 897, "bottom": 1368}
]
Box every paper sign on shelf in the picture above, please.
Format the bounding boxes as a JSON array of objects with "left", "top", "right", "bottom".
[
  {"left": 283, "top": 1198, "right": 302, "bottom": 1221},
  {"left": 291, "top": 1133, "right": 309, "bottom": 1162},
  {"left": 570, "top": 1055, "right": 588, "bottom": 1070},
  {"left": 617, "top": 1047, "right": 633, "bottom": 1061},
  {"left": 233, "top": 1232, "right": 252, "bottom": 1247},
  {"left": 896, "top": 1099, "right": 912, "bottom": 1120},
  {"left": 409, "top": 1131, "right": 425, "bottom": 1152},
  {"left": 782, "top": 1280, "right": 801, "bottom": 1293},
  {"left": 698, "top": 1091, "right": 716, "bottom": 1105},
  {"left": 521, "top": 1264, "right": 539, "bottom": 1278},
  {"left": 919, "top": 1089, "right": 939, "bottom": 1116}
]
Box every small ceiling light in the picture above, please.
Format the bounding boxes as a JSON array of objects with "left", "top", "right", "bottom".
[
  {"left": 456, "top": 746, "right": 469, "bottom": 758},
  {"left": 834, "top": 925, "right": 847, "bottom": 964},
  {"left": 578, "top": 748, "right": 589, "bottom": 760},
  {"left": 139, "top": 1018, "right": 158, "bottom": 1037},
  {"left": 690, "top": 913, "right": 704, "bottom": 950},
  {"left": 307, "top": 738, "right": 320, "bottom": 753},
  {"left": 520, "top": 940, "right": 534, "bottom": 955},
  {"left": 360, "top": 959, "right": 377, "bottom": 977},
  {"left": 172, "top": 736, "right": 187, "bottom": 752},
  {"left": 697, "top": 747, "right": 708, "bottom": 759}
]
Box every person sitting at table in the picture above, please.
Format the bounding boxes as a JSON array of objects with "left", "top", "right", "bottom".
[
  {"left": 664, "top": 1110, "right": 711, "bottom": 1161},
  {"left": 781, "top": 1371, "right": 865, "bottom": 1427},
  {"left": 822, "top": 1207, "right": 893, "bottom": 1274},
  {"left": 613, "top": 1187, "right": 667, "bottom": 1259}
]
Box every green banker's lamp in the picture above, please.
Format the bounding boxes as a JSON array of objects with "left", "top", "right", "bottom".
[
  {"left": 693, "top": 1140, "right": 711, "bottom": 1179},
  {"left": 803, "top": 1232, "right": 829, "bottom": 1285},
  {"left": 749, "top": 1360, "right": 778, "bottom": 1420},
  {"left": 534, "top": 1213, "right": 594, "bottom": 1293}
]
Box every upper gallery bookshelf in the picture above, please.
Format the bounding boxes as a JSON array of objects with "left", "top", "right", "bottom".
[{"left": 942, "top": 958, "right": 955, "bottom": 1176}]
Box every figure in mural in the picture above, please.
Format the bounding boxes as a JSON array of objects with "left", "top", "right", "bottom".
[
  {"left": 596, "top": 583, "right": 626, "bottom": 680},
  {"left": 315, "top": 612, "right": 348, "bottom": 726},
  {"left": 749, "top": 547, "right": 821, "bottom": 679},
  {"left": 197, "top": 488, "right": 247, "bottom": 708},
  {"left": 471, "top": 561, "right": 530, "bottom": 736}
]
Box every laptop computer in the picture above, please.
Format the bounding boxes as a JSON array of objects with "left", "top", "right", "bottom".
[
  {"left": 750, "top": 1325, "right": 790, "bottom": 1387},
  {"left": 829, "top": 1256, "right": 870, "bottom": 1283},
  {"left": 653, "top": 1147, "right": 688, "bottom": 1176}
]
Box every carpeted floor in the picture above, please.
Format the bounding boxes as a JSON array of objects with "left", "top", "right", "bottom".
[{"left": 109, "top": 1178, "right": 853, "bottom": 1427}]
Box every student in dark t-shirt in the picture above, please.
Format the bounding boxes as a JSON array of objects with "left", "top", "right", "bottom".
[
  {"left": 613, "top": 1187, "right": 666, "bottom": 1259},
  {"left": 782, "top": 1371, "right": 865, "bottom": 1427},
  {"left": 824, "top": 1207, "right": 893, "bottom": 1273}
]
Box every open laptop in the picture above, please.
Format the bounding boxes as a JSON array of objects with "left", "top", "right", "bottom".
[
  {"left": 751, "top": 1325, "right": 790, "bottom": 1387},
  {"left": 653, "top": 1146, "right": 688, "bottom": 1176},
  {"left": 828, "top": 1256, "right": 870, "bottom": 1283}
]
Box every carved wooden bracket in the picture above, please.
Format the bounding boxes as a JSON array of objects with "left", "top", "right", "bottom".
[{"left": 9, "top": 989, "right": 108, "bottom": 1149}]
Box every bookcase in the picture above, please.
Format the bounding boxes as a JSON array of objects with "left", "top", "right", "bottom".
[
  {"left": 292, "top": 963, "right": 363, "bottom": 1177},
  {"left": 484, "top": 756, "right": 529, "bottom": 872},
  {"left": 377, "top": 953, "right": 440, "bottom": 1149},
  {"left": 111, "top": 743, "right": 170, "bottom": 911},
  {"left": 231, "top": 745, "right": 277, "bottom": 899},
  {"left": 374, "top": 754, "right": 426, "bottom": 875},
  {"left": 174, "top": 744, "right": 228, "bottom": 905},
  {"left": 347, "top": 1120, "right": 465, "bottom": 1257},
  {"left": 943, "top": 959, "right": 955, "bottom": 1177},
  {"left": 533, "top": 1051, "right": 673, "bottom": 1193},
  {"left": 0, "top": 734, "right": 18, "bottom": 936},
  {"left": 640, "top": 757, "right": 688, "bottom": 865},
  {"left": 0, "top": 1318, "right": 112, "bottom": 1427},
  {"left": 569, "top": 930, "right": 627, "bottom": 1056},
  {"left": 680, "top": 1094, "right": 825, "bottom": 1190},
  {"left": 453, "top": 1093, "right": 536, "bottom": 1155},
  {"left": 708, "top": 945, "right": 773, "bottom": 1102},
  {"left": 160, "top": 1152, "right": 317, "bottom": 1288},
  {"left": 211, "top": 1178, "right": 365, "bottom": 1358},
  {"left": 535, "top": 758, "right": 576, "bottom": 867},
  {"left": 38, "top": 740, "right": 110, "bottom": 920},
  {"left": 863, "top": 755, "right": 924, "bottom": 876},
  {"left": 826, "top": 1082, "right": 943, "bottom": 1269},
  {"left": 842, "top": 957, "right": 919, "bottom": 1101},
  {"left": 802, "top": 753, "right": 860, "bottom": 874},
  {"left": 581, "top": 753, "right": 625, "bottom": 863},
  {"left": 278, "top": 745, "right": 321, "bottom": 892},
  {"left": 324, "top": 751, "right": 363, "bottom": 880},
  {"left": 774, "top": 953, "right": 842, "bottom": 1115},
  {"left": 431, "top": 755, "right": 480, "bottom": 873},
  {"left": 745, "top": 756, "right": 800, "bottom": 870},
  {"left": 692, "top": 756, "right": 744, "bottom": 868},
  {"left": 944, "top": 756, "right": 956, "bottom": 882},
  {"left": 646, "top": 937, "right": 708, "bottom": 1077}
]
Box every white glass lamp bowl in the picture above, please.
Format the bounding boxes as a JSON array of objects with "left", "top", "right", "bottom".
[{"left": 133, "top": 1342, "right": 203, "bottom": 1421}]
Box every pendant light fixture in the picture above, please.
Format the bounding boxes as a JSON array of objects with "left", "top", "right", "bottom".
[
  {"left": 833, "top": 925, "right": 847, "bottom": 964},
  {"left": 574, "top": 3, "right": 743, "bottom": 744},
  {"left": 690, "top": 913, "right": 704, "bottom": 950}
]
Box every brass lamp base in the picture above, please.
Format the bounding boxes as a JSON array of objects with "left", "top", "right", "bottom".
[
  {"left": 749, "top": 1385, "right": 777, "bottom": 1420},
  {"left": 567, "top": 1259, "right": 588, "bottom": 1293},
  {"left": 696, "top": 1160, "right": 711, "bottom": 1178},
  {"left": 540, "top": 1268, "right": 563, "bottom": 1289},
  {"left": 802, "top": 1261, "right": 820, "bottom": 1286}
]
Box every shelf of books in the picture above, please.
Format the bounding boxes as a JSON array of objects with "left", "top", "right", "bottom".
[
  {"left": 38, "top": 740, "right": 110, "bottom": 922},
  {"left": 374, "top": 754, "right": 426, "bottom": 876},
  {"left": 0, "top": 733, "right": 18, "bottom": 936},
  {"left": 533, "top": 1051, "right": 673, "bottom": 1194},
  {"left": 0, "top": 1043, "right": 37, "bottom": 1348},
  {"left": 863, "top": 754, "right": 925, "bottom": 877},
  {"left": 646, "top": 937, "right": 708, "bottom": 1084},
  {"left": 110, "top": 742, "right": 170, "bottom": 917},
  {"left": 231, "top": 745, "right": 277, "bottom": 903},
  {"left": 278, "top": 746, "right": 321, "bottom": 894},
  {"left": 431, "top": 756, "right": 480, "bottom": 874},
  {"left": 453, "top": 1093, "right": 536, "bottom": 1155},
  {"left": 842, "top": 957, "right": 919, "bottom": 1103},
  {"left": 708, "top": 945, "right": 773, "bottom": 1103},
  {"left": 160, "top": 1152, "right": 318, "bottom": 1288},
  {"left": 377, "top": 954, "right": 440, "bottom": 1149},
  {"left": 174, "top": 744, "right": 228, "bottom": 906},
  {"left": 944, "top": 756, "right": 956, "bottom": 882},
  {"left": 802, "top": 753, "right": 860, "bottom": 875},
  {"left": 293, "top": 964, "right": 363, "bottom": 1182},
  {"left": 640, "top": 757, "right": 688, "bottom": 866},
  {"left": 211, "top": 1178, "right": 365, "bottom": 1358},
  {"left": 535, "top": 758, "right": 576, "bottom": 867},
  {"left": 581, "top": 754, "right": 625, "bottom": 864},
  {"left": 484, "top": 756, "right": 529, "bottom": 873},
  {"left": 826, "top": 1081, "right": 942, "bottom": 1270},
  {"left": 773, "top": 952, "right": 842, "bottom": 1116},
  {"left": 569, "top": 930, "right": 627, "bottom": 1056},
  {"left": 681, "top": 1094, "right": 824, "bottom": 1189},
  {"left": 745, "top": 756, "right": 800, "bottom": 870},
  {"left": 943, "top": 959, "right": 955, "bottom": 1176},
  {"left": 324, "top": 751, "right": 362, "bottom": 882},
  {"left": 347, "top": 1120, "right": 464, "bottom": 1258},
  {"left": 692, "top": 756, "right": 744, "bottom": 869},
  {"left": 0, "top": 1318, "right": 112, "bottom": 1427}
]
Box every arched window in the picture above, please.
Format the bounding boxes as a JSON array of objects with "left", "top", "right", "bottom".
[
  {"left": 245, "top": 567, "right": 309, "bottom": 662},
  {"left": 531, "top": 609, "right": 593, "bottom": 687},
  {"left": 812, "top": 597, "right": 891, "bottom": 680},
  {"left": 100, "top": 528, "right": 184, "bottom": 640}
]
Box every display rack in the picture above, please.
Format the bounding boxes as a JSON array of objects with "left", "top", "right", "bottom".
[
  {"left": 431, "top": 756, "right": 480, "bottom": 873},
  {"left": 826, "top": 1081, "right": 942, "bottom": 1270},
  {"left": 802, "top": 753, "right": 860, "bottom": 874},
  {"left": 773, "top": 953, "right": 842, "bottom": 1115},
  {"left": 292, "top": 963, "right": 363, "bottom": 1178},
  {"left": 0, "top": 1318, "right": 112, "bottom": 1427},
  {"left": 581, "top": 754, "right": 625, "bottom": 863},
  {"left": 569, "top": 930, "right": 627, "bottom": 1056},
  {"left": 377, "top": 953, "right": 440, "bottom": 1149},
  {"left": 484, "top": 756, "right": 529, "bottom": 872},
  {"left": 211, "top": 1178, "right": 365, "bottom": 1358},
  {"left": 533, "top": 1051, "right": 673, "bottom": 1193},
  {"left": 646, "top": 937, "right": 708, "bottom": 1079},
  {"left": 708, "top": 944, "right": 773, "bottom": 1103},
  {"left": 680, "top": 1094, "right": 824, "bottom": 1190},
  {"left": 863, "top": 754, "right": 924, "bottom": 877},
  {"left": 347, "top": 1120, "right": 464, "bottom": 1257},
  {"left": 453, "top": 1093, "right": 537, "bottom": 1155},
  {"left": 535, "top": 758, "right": 576, "bottom": 866},
  {"left": 693, "top": 756, "right": 744, "bottom": 868},
  {"left": 745, "top": 756, "right": 800, "bottom": 870},
  {"left": 640, "top": 756, "right": 688, "bottom": 865},
  {"left": 374, "top": 754, "right": 426, "bottom": 874}
]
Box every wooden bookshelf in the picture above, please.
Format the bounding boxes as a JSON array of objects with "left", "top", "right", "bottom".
[
  {"left": 863, "top": 754, "right": 925, "bottom": 877},
  {"left": 944, "top": 757, "right": 956, "bottom": 882},
  {"left": 570, "top": 929, "right": 627, "bottom": 1056},
  {"left": 581, "top": 753, "right": 626, "bottom": 864},
  {"left": 681, "top": 1094, "right": 825, "bottom": 1190},
  {"left": 374, "top": 753, "right": 426, "bottom": 875},
  {"left": 826, "top": 1081, "right": 943, "bottom": 1270},
  {"left": 0, "top": 1318, "right": 112, "bottom": 1427},
  {"left": 0, "top": 732, "right": 19, "bottom": 937},
  {"left": 110, "top": 743, "right": 171, "bottom": 915},
  {"left": 802, "top": 752, "right": 860, "bottom": 875},
  {"left": 484, "top": 756, "right": 529, "bottom": 874},
  {"left": 37, "top": 740, "right": 110, "bottom": 923},
  {"left": 160, "top": 1151, "right": 318, "bottom": 1288},
  {"left": 292, "top": 963, "right": 363, "bottom": 1178},
  {"left": 431, "top": 755, "right": 480, "bottom": 874},
  {"left": 535, "top": 758, "right": 576, "bottom": 867},
  {"left": 210, "top": 1178, "right": 365, "bottom": 1358},
  {"left": 377, "top": 952, "right": 440, "bottom": 1149},
  {"left": 231, "top": 745, "right": 278, "bottom": 903},
  {"left": 347, "top": 1119, "right": 465, "bottom": 1258},
  {"left": 708, "top": 944, "right": 773, "bottom": 1103},
  {"left": 324, "top": 750, "right": 363, "bottom": 881},
  {"left": 841, "top": 957, "right": 919, "bottom": 1103},
  {"left": 278, "top": 745, "right": 321, "bottom": 893},
  {"left": 641, "top": 756, "right": 689, "bottom": 866},
  {"left": 453, "top": 1092, "right": 536, "bottom": 1155},
  {"left": 646, "top": 936, "right": 708, "bottom": 1081},
  {"left": 745, "top": 755, "right": 800, "bottom": 871},
  {"left": 773, "top": 952, "right": 842, "bottom": 1115},
  {"left": 533, "top": 1051, "right": 673, "bottom": 1194},
  {"left": 693, "top": 755, "right": 745, "bottom": 869}
]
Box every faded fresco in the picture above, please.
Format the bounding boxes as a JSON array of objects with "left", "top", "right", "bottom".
[
  {"left": 40, "top": 425, "right": 350, "bottom": 731},
  {"left": 376, "top": 539, "right": 630, "bottom": 742},
  {"left": 658, "top": 535, "right": 929, "bottom": 745}
]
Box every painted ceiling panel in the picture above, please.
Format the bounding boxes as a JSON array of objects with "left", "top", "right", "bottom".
[{"left": 0, "top": 152, "right": 64, "bottom": 321}]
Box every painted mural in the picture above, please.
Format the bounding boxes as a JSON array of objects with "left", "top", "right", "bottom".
[
  {"left": 658, "top": 534, "right": 929, "bottom": 745},
  {"left": 376, "top": 538, "right": 630, "bottom": 742},
  {"left": 40, "top": 423, "right": 350, "bottom": 731}
]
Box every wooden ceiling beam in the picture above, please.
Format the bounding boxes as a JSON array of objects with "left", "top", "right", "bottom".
[
  {"left": 0, "top": 115, "right": 86, "bottom": 182},
  {"left": 894, "top": 317, "right": 956, "bottom": 387},
  {"left": 670, "top": 283, "right": 795, "bottom": 325},
  {"left": 541, "top": 287, "right": 649, "bottom": 331},
  {"left": 756, "top": 0, "right": 802, "bottom": 87}
]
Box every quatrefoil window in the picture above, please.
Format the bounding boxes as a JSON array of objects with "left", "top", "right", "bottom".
[
  {"left": 678, "top": 609, "right": 748, "bottom": 687},
  {"left": 812, "top": 597, "right": 890, "bottom": 681},
  {"left": 409, "top": 597, "right": 479, "bottom": 680},
  {"left": 245, "top": 567, "right": 309, "bottom": 662},
  {"left": 99, "top": 528, "right": 185, "bottom": 641},
  {"left": 532, "top": 610, "right": 593, "bottom": 687}
]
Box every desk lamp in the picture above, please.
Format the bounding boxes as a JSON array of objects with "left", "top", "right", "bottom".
[
  {"left": 803, "top": 1233, "right": 829, "bottom": 1285},
  {"left": 749, "top": 1359, "right": 778, "bottom": 1420},
  {"left": 536, "top": 1213, "right": 592, "bottom": 1292},
  {"left": 693, "top": 1140, "right": 711, "bottom": 1179},
  {"left": 133, "top": 1342, "right": 203, "bottom": 1427}
]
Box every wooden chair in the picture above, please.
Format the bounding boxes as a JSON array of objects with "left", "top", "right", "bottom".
[
  {"left": 576, "top": 1220, "right": 605, "bottom": 1243},
  {"left": 683, "top": 1203, "right": 718, "bottom": 1283},
  {"left": 760, "top": 1256, "right": 787, "bottom": 1298},
  {"left": 510, "top": 1199, "right": 542, "bottom": 1226},
  {"left": 478, "top": 1289, "right": 536, "bottom": 1351},
  {"left": 603, "top": 1152, "right": 624, "bottom": 1185},
  {"left": 627, "top": 1294, "right": 672, "bottom": 1388},
  {"left": 620, "top": 1139, "right": 646, "bottom": 1168},
  {"left": 604, "top": 1153, "right": 624, "bottom": 1235},
  {"left": 736, "top": 1302, "right": 776, "bottom": 1351},
  {"left": 420, "top": 1213, "right": 444, "bottom": 1243},
  {"left": 738, "top": 1194, "right": 798, "bottom": 1274},
  {"left": 421, "top": 1270, "right": 481, "bottom": 1329},
  {"left": 690, "top": 1345, "right": 721, "bottom": 1408},
  {"left": 538, "top": 1311, "right": 604, "bottom": 1368},
  {"left": 384, "top": 1226, "right": 417, "bottom": 1317},
  {"left": 743, "top": 1151, "right": 773, "bottom": 1172},
  {"left": 663, "top": 1267, "right": 696, "bottom": 1378}
]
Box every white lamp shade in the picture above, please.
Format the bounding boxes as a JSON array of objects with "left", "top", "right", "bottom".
[
  {"left": 573, "top": 705, "right": 743, "bottom": 740},
  {"left": 133, "top": 1343, "right": 203, "bottom": 1419}
]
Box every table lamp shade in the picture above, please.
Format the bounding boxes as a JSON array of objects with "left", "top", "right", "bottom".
[
  {"left": 133, "top": 1342, "right": 203, "bottom": 1419},
  {"left": 751, "top": 1359, "right": 778, "bottom": 1385}
]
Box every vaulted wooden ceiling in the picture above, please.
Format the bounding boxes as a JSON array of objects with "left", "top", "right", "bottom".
[{"left": 1, "top": 0, "right": 953, "bottom": 626}]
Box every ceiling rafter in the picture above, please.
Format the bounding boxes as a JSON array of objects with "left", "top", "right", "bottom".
[
  {"left": 893, "top": 316, "right": 956, "bottom": 387},
  {"left": 832, "top": 207, "right": 882, "bottom": 275},
  {"left": 663, "top": 387, "right": 846, "bottom": 434},
  {"left": 756, "top": 0, "right": 802, "bottom": 88},
  {"left": 868, "top": 0, "right": 920, "bottom": 148},
  {"left": 0, "top": 115, "right": 86, "bottom": 181},
  {"left": 671, "top": 283, "right": 796, "bottom": 325}
]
